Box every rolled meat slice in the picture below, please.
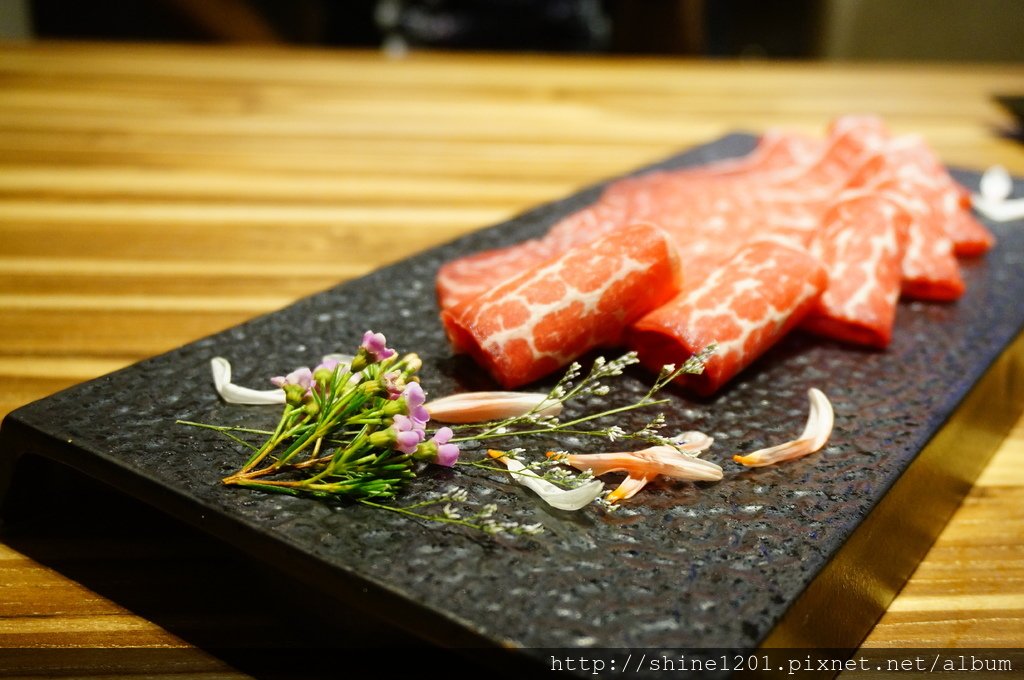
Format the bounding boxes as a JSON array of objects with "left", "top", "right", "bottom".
[
  {"left": 436, "top": 119, "right": 883, "bottom": 311},
  {"left": 441, "top": 222, "right": 682, "bottom": 388},
  {"left": 948, "top": 205, "right": 995, "bottom": 257},
  {"left": 801, "top": 191, "right": 908, "bottom": 348},
  {"left": 627, "top": 240, "right": 827, "bottom": 395},
  {"left": 846, "top": 136, "right": 995, "bottom": 257},
  {"left": 435, "top": 238, "right": 552, "bottom": 310},
  {"left": 879, "top": 184, "right": 964, "bottom": 300}
]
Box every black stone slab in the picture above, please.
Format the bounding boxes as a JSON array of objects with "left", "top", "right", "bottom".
[{"left": 2, "top": 136, "right": 1023, "bottom": 674}]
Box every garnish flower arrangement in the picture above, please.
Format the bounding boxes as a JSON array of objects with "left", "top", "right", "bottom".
[
  {"left": 188, "top": 330, "right": 832, "bottom": 535},
  {"left": 211, "top": 332, "right": 454, "bottom": 499}
]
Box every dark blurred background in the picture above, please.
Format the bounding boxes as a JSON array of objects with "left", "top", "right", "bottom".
[{"left": 0, "top": 0, "right": 1022, "bottom": 62}]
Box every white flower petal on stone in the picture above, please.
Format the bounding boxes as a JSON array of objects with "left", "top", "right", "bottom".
[
  {"left": 732, "top": 388, "right": 834, "bottom": 467},
  {"left": 425, "top": 391, "right": 563, "bottom": 424},
  {"left": 561, "top": 445, "right": 724, "bottom": 503},
  {"left": 210, "top": 353, "right": 357, "bottom": 405},
  {"left": 670, "top": 430, "right": 715, "bottom": 454},
  {"left": 210, "top": 357, "right": 285, "bottom": 405},
  {"left": 490, "top": 453, "right": 603, "bottom": 511}
]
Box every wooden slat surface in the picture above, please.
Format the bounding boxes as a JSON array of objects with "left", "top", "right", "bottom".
[{"left": 0, "top": 41, "right": 1023, "bottom": 671}]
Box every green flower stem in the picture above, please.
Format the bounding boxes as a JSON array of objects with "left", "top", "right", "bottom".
[
  {"left": 225, "top": 480, "right": 304, "bottom": 497},
  {"left": 357, "top": 498, "right": 490, "bottom": 531},
  {"left": 290, "top": 453, "right": 335, "bottom": 469},
  {"left": 176, "top": 421, "right": 275, "bottom": 438},
  {"left": 176, "top": 420, "right": 262, "bottom": 452},
  {"left": 329, "top": 426, "right": 373, "bottom": 466},
  {"left": 323, "top": 386, "right": 371, "bottom": 425},
  {"left": 267, "top": 426, "right": 321, "bottom": 471},
  {"left": 234, "top": 406, "right": 314, "bottom": 476},
  {"left": 227, "top": 477, "right": 366, "bottom": 496}
]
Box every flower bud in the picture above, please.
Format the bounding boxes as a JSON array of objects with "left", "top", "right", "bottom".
[
  {"left": 368, "top": 414, "right": 425, "bottom": 454},
  {"left": 380, "top": 399, "right": 404, "bottom": 416},
  {"left": 356, "top": 330, "right": 397, "bottom": 369},
  {"left": 397, "top": 352, "right": 422, "bottom": 375},
  {"left": 283, "top": 384, "right": 307, "bottom": 407},
  {"left": 414, "top": 427, "right": 460, "bottom": 467},
  {"left": 381, "top": 371, "right": 405, "bottom": 400},
  {"left": 349, "top": 349, "right": 370, "bottom": 373},
  {"left": 312, "top": 367, "right": 335, "bottom": 385},
  {"left": 368, "top": 429, "right": 394, "bottom": 448},
  {"left": 361, "top": 380, "right": 383, "bottom": 397}
]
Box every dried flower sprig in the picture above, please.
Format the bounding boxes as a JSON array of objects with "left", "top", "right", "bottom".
[
  {"left": 359, "top": 487, "right": 544, "bottom": 536},
  {"left": 438, "top": 344, "right": 717, "bottom": 450}
]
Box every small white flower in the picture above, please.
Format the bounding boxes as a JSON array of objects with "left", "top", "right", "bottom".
[{"left": 445, "top": 487, "right": 469, "bottom": 502}]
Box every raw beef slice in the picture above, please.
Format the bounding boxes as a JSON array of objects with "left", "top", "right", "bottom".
[
  {"left": 627, "top": 240, "right": 828, "bottom": 395},
  {"left": 441, "top": 222, "right": 681, "bottom": 388}
]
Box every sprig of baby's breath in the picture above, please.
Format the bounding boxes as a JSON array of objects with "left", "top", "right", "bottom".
[
  {"left": 449, "top": 344, "right": 716, "bottom": 450},
  {"left": 359, "top": 487, "right": 544, "bottom": 536}
]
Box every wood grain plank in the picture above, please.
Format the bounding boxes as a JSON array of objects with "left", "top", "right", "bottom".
[{"left": 0, "top": 42, "right": 1022, "bottom": 669}]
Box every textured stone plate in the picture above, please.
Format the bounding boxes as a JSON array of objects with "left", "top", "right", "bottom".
[{"left": 2, "top": 136, "right": 1023, "bottom": 671}]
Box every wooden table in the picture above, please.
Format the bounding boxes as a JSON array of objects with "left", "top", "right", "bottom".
[{"left": 0, "top": 41, "right": 1022, "bottom": 674}]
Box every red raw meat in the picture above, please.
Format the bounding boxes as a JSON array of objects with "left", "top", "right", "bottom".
[
  {"left": 600, "top": 129, "right": 824, "bottom": 204},
  {"left": 801, "top": 191, "right": 909, "bottom": 347},
  {"left": 435, "top": 238, "right": 551, "bottom": 310},
  {"left": 434, "top": 128, "right": 828, "bottom": 310},
  {"left": 436, "top": 115, "right": 994, "bottom": 393},
  {"left": 436, "top": 119, "right": 885, "bottom": 311},
  {"left": 846, "top": 136, "right": 995, "bottom": 258},
  {"left": 441, "top": 223, "right": 681, "bottom": 388},
  {"left": 883, "top": 188, "right": 964, "bottom": 300},
  {"left": 947, "top": 207, "right": 995, "bottom": 257},
  {"left": 627, "top": 240, "right": 828, "bottom": 395}
]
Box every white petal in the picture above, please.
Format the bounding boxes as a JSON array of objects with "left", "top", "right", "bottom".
[
  {"left": 661, "top": 454, "right": 725, "bottom": 481},
  {"left": 495, "top": 456, "right": 603, "bottom": 511},
  {"left": 971, "top": 195, "right": 1024, "bottom": 222},
  {"left": 671, "top": 430, "right": 715, "bottom": 454},
  {"left": 425, "top": 392, "right": 563, "bottom": 423},
  {"left": 798, "top": 388, "right": 834, "bottom": 450},
  {"left": 607, "top": 474, "right": 652, "bottom": 502},
  {"left": 733, "top": 388, "right": 834, "bottom": 467},
  {"left": 210, "top": 357, "right": 285, "bottom": 405},
  {"left": 978, "top": 165, "right": 1012, "bottom": 202}
]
